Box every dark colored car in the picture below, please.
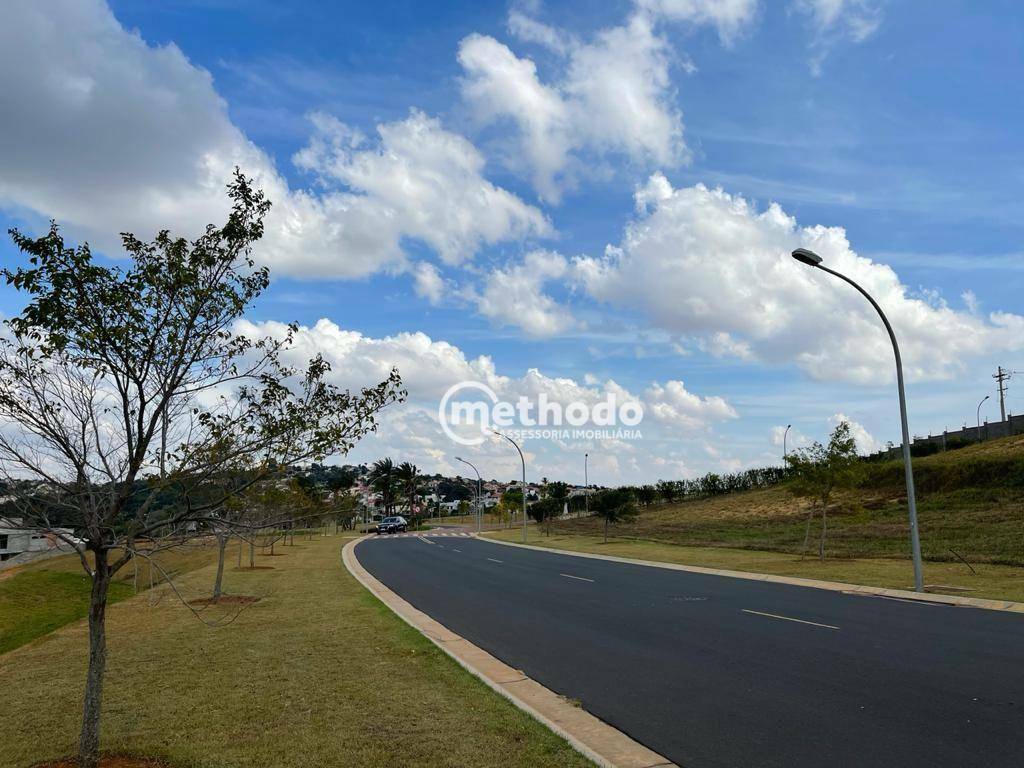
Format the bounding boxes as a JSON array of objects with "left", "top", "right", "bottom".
[{"left": 376, "top": 516, "right": 409, "bottom": 535}]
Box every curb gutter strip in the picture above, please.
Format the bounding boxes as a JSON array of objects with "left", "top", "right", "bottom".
[{"left": 341, "top": 536, "right": 677, "bottom": 768}]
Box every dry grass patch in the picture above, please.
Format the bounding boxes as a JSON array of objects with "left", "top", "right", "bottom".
[{"left": 2, "top": 536, "right": 591, "bottom": 768}]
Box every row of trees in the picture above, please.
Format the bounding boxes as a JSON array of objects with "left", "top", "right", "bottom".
[
  {"left": 0, "top": 172, "right": 405, "bottom": 768},
  {"left": 626, "top": 466, "right": 790, "bottom": 507}
]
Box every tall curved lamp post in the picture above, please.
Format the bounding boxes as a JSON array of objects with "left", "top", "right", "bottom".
[
  {"left": 976, "top": 395, "right": 989, "bottom": 431},
  {"left": 792, "top": 247, "right": 924, "bottom": 592},
  {"left": 584, "top": 452, "right": 589, "bottom": 518},
  {"left": 783, "top": 424, "right": 792, "bottom": 461},
  {"left": 494, "top": 431, "right": 528, "bottom": 543},
  {"left": 455, "top": 456, "right": 482, "bottom": 533}
]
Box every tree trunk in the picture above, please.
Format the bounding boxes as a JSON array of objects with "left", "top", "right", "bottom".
[
  {"left": 79, "top": 550, "right": 111, "bottom": 768},
  {"left": 212, "top": 534, "right": 228, "bottom": 600},
  {"left": 249, "top": 540, "right": 255, "bottom": 568},
  {"left": 604, "top": 516, "right": 609, "bottom": 544},
  {"left": 801, "top": 505, "right": 815, "bottom": 559},
  {"left": 819, "top": 506, "right": 828, "bottom": 561}
]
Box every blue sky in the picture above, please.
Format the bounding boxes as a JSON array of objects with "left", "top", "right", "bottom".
[{"left": 1, "top": 0, "right": 1022, "bottom": 484}]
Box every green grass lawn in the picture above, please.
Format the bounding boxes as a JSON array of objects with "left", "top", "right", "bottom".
[
  {"left": 0, "top": 571, "right": 134, "bottom": 655},
  {"left": 1, "top": 535, "right": 591, "bottom": 768},
  {"left": 0, "top": 543, "right": 222, "bottom": 656},
  {"left": 482, "top": 435, "right": 1024, "bottom": 603}
]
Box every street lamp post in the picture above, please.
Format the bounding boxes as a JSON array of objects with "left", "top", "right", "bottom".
[
  {"left": 976, "top": 395, "right": 990, "bottom": 432},
  {"left": 455, "top": 456, "right": 482, "bottom": 533},
  {"left": 494, "top": 431, "right": 528, "bottom": 543},
  {"left": 792, "top": 247, "right": 924, "bottom": 593},
  {"left": 783, "top": 424, "right": 792, "bottom": 461},
  {"left": 584, "top": 452, "right": 589, "bottom": 518}
]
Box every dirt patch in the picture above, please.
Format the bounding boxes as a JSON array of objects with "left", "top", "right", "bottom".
[
  {"left": 188, "top": 595, "right": 260, "bottom": 607},
  {"left": 234, "top": 565, "right": 274, "bottom": 570},
  {"left": 34, "top": 756, "right": 170, "bottom": 768}
]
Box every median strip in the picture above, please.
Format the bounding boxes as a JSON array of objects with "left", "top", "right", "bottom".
[
  {"left": 560, "top": 573, "right": 595, "bottom": 583},
  {"left": 741, "top": 608, "right": 839, "bottom": 630}
]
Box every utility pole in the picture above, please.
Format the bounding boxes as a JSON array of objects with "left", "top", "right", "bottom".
[{"left": 994, "top": 366, "right": 1011, "bottom": 422}]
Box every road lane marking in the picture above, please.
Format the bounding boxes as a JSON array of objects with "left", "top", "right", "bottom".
[
  {"left": 486, "top": 557, "right": 503, "bottom": 564},
  {"left": 452, "top": 548, "right": 462, "bottom": 553},
  {"left": 741, "top": 609, "right": 839, "bottom": 630},
  {"left": 559, "top": 573, "right": 595, "bottom": 583},
  {"left": 418, "top": 536, "right": 435, "bottom": 545}
]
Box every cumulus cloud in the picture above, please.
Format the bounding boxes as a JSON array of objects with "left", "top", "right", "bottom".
[
  {"left": 830, "top": 412, "right": 881, "bottom": 453},
  {"left": 645, "top": 380, "right": 739, "bottom": 430},
  {"left": 0, "top": 1, "right": 547, "bottom": 280},
  {"left": 233, "top": 318, "right": 737, "bottom": 481},
  {"left": 458, "top": 10, "right": 689, "bottom": 202},
  {"left": 293, "top": 110, "right": 551, "bottom": 272},
  {"left": 574, "top": 174, "right": 1024, "bottom": 383},
  {"left": 475, "top": 251, "right": 576, "bottom": 337}
]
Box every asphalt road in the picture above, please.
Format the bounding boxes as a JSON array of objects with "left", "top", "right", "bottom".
[{"left": 356, "top": 534, "right": 1024, "bottom": 768}]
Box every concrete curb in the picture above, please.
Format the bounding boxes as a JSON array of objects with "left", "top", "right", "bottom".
[
  {"left": 479, "top": 534, "right": 1024, "bottom": 614},
  {"left": 342, "top": 536, "right": 676, "bottom": 768}
]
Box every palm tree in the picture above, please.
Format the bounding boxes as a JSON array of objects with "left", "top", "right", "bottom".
[
  {"left": 368, "top": 458, "right": 396, "bottom": 515},
  {"left": 395, "top": 461, "right": 420, "bottom": 517}
]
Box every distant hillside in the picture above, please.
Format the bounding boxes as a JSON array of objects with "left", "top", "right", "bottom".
[{"left": 554, "top": 434, "right": 1024, "bottom": 566}]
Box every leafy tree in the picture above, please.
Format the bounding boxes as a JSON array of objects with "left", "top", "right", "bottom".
[
  {"left": 395, "top": 462, "right": 419, "bottom": 528},
  {"left": 635, "top": 485, "right": 658, "bottom": 506},
  {"left": 367, "top": 457, "right": 397, "bottom": 514},
  {"left": 0, "top": 172, "right": 404, "bottom": 768},
  {"left": 591, "top": 488, "right": 638, "bottom": 543},
  {"left": 656, "top": 480, "right": 679, "bottom": 503},
  {"left": 785, "top": 421, "right": 862, "bottom": 560},
  {"left": 499, "top": 487, "right": 523, "bottom": 527}
]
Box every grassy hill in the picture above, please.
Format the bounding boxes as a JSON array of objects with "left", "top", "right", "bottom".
[{"left": 547, "top": 433, "right": 1024, "bottom": 568}]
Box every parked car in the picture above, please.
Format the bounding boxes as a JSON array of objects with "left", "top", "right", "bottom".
[{"left": 376, "top": 516, "right": 409, "bottom": 535}]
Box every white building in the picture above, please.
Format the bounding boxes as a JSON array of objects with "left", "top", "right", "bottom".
[{"left": 0, "top": 518, "right": 80, "bottom": 563}]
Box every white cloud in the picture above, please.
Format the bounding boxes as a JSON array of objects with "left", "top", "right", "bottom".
[
  {"left": 458, "top": 10, "right": 688, "bottom": 202},
  {"left": 793, "top": 0, "right": 883, "bottom": 74},
  {"left": 645, "top": 380, "right": 738, "bottom": 430},
  {"left": 770, "top": 424, "right": 810, "bottom": 450},
  {"left": 0, "top": 1, "right": 547, "bottom": 280},
  {"left": 234, "top": 318, "right": 738, "bottom": 482},
  {"left": 636, "top": 0, "right": 760, "bottom": 44},
  {"left": 293, "top": 110, "right": 551, "bottom": 271},
  {"left": 830, "top": 412, "right": 881, "bottom": 453},
  {"left": 475, "top": 251, "right": 576, "bottom": 337},
  {"left": 575, "top": 174, "right": 1024, "bottom": 384},
  {"left": 412, "top": 262, "right": 447, "bottom": 305}
]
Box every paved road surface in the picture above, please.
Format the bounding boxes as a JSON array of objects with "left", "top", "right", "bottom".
[{"left": 356, "top": 534, "right": 1024, "bottom": 768}]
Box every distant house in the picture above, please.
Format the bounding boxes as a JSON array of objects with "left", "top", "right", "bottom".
[{"left": 0, "top": 518, "right": 80, "bottom": 563}]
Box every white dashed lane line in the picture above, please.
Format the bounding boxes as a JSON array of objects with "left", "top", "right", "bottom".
[
  {"left": 486, "top": 557, "right": 503, "bottom": 564},
  {"left": 741, "top": 609, "right": 839, "bottom": 630},
  {"left": 559, "top": 573, "right": 595, "bottom": 583}
]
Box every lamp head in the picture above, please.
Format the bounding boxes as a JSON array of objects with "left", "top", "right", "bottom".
[{"left": 791, "top": 248, "right": 823, "bottom": 267}]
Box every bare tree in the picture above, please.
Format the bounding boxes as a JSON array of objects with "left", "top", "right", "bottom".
[{"left": 0, "top": 172, "right": 404, "bottom": 768}]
